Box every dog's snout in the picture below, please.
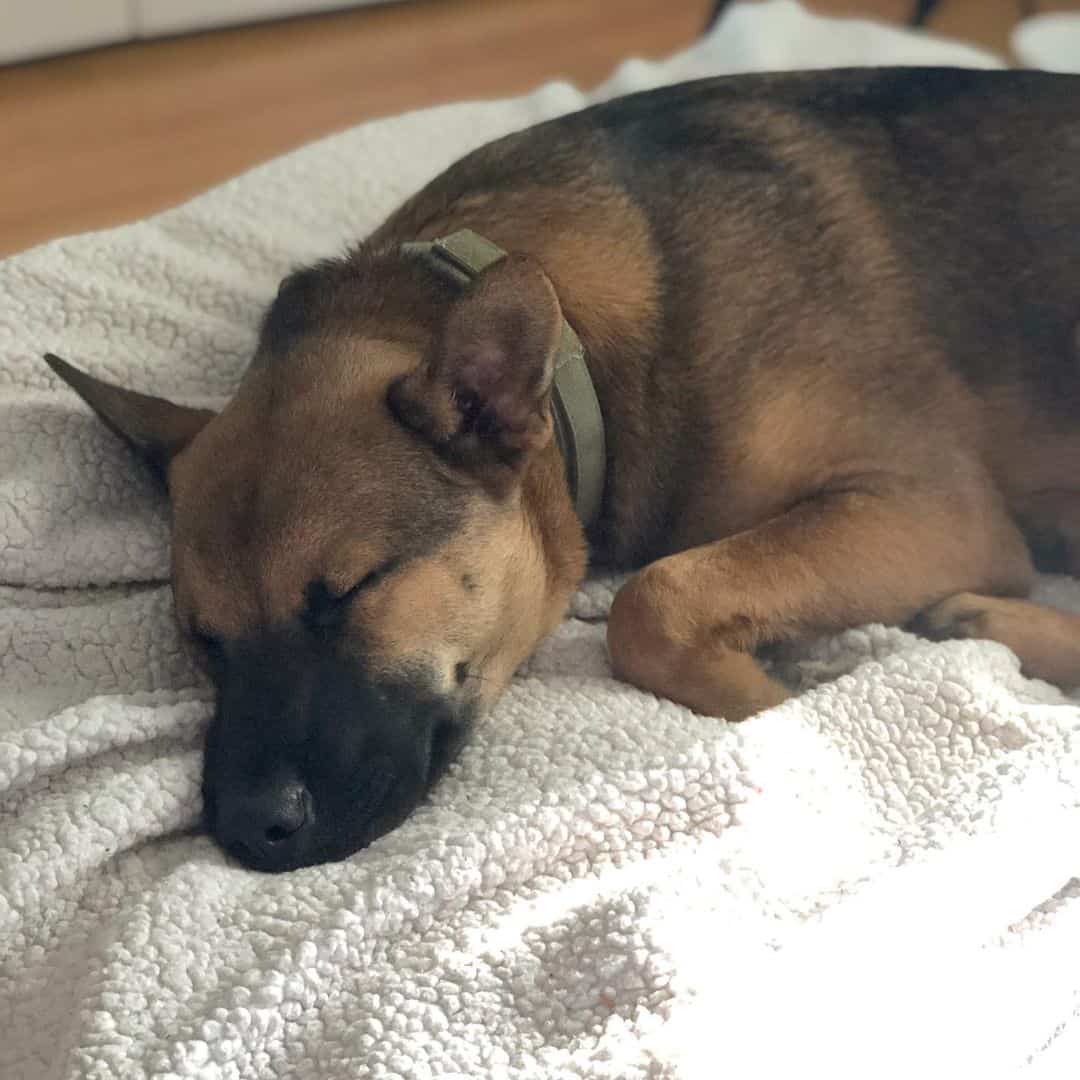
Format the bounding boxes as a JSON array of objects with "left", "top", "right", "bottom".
[
  {"left": 202, "top": 657, "right": 469, "bottom": 868},
  {"left": 215, "top": 774, "right": 314, "bottom": 868}
]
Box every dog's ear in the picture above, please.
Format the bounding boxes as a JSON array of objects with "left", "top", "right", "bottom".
[
  {"left": 388, "top": 253, "right": 562, "bottom": 493},
  {"left": 43, "top": 353, "right": 216, "bottom": 487}
]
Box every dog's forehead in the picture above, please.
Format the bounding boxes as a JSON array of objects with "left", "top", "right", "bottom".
[{"left": 169, "top": 341, "right": 469, "bottom": 619}]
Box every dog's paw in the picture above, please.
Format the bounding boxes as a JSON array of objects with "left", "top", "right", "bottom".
[{"left": 913, "top": 592, "right": 997, "bottom": 642}]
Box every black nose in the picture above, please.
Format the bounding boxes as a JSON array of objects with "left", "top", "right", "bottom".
[{"left": 213, "top": 775, "right": 314, "bottom": 868}]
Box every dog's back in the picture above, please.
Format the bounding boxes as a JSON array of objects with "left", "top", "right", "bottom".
[
  {"left": 592, "top": 69, "right": 1080, "bottom": 405},
  {"left": 377, "top": 70, "right": 1080, "bottom": 561}
]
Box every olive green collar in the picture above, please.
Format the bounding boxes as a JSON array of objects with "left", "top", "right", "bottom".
[{"left": 401, "top": 229, "right": 606, "bottom": 531}]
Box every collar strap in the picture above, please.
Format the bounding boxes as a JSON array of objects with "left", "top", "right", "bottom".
[{"left": 401, "top": 229, "right": 606, "bottom": 531}]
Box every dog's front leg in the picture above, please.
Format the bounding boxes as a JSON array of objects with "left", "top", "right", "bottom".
[{"left": 606, "top": 481, "right": 1033, "bottom": 720}]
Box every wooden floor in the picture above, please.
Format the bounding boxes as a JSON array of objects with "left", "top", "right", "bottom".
[{"left": 0, "top": 0, "right": 1075, "bottom": 256}]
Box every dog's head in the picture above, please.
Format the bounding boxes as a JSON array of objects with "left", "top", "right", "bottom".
[{"left": 46, "top": 249, "right": 585, "bottom": 870}]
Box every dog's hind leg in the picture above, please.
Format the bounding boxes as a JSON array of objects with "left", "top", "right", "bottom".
[
  {"left": 606, "top": 477, "right": 1034, "bottom": 720},
  {"left": 916, "top": 593, "right": 1080, "bottom": 690}
]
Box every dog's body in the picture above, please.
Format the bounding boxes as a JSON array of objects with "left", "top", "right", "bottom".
[{"left": 47, "top": 68, "right": 1080, "bottom": 869}]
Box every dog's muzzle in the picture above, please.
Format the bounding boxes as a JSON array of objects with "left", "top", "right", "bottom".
[{"left": 199, "top": 637, "right": 468, "bottom": 871}]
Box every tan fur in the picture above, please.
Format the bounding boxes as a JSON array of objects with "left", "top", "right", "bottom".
[{"left": 375, "top": 182, "right": 661, "bottom": 355}]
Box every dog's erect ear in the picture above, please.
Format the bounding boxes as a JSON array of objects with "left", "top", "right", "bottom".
[
  {"left": 388, "top": 253, "right": 562, "bottom": 493},
  {"left": 43, "top": 353, "right": 216, "bottom": 487}
]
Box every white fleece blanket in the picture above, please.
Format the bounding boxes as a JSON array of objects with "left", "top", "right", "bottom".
[{"left": 3, "top": 3, "right": 1080, "bottom": 1077}]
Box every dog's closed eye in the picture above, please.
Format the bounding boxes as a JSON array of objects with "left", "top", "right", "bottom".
[
  {"left": 304, "top": 561, "right": 401, "bottom": 631},
  {"left": 342, "top": 559, "right": 400, "bottom": 601}
]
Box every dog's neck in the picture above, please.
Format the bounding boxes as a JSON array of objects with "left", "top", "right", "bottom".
[{"left": 400, "top": 229, "right": 606, "bottom": 533}]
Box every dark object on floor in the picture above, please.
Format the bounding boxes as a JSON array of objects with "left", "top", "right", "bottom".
[
  {"left": 910, "top": 0, "right": 943, "bottom": 26},
  {"left": 705, "top": 0, "right": 733, "bottom": 31}
]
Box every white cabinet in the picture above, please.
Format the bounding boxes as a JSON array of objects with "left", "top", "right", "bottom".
[
  {"left": 0, "top": 0, "right": 131, "bottom": 64},
  {"left": 0, "top": 0, "right": 398, "bottom": 64}
]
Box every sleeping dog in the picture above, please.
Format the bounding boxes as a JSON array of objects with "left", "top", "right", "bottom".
[{"left": 46, "top": 68, "right": 1080, "bottom": 870}]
